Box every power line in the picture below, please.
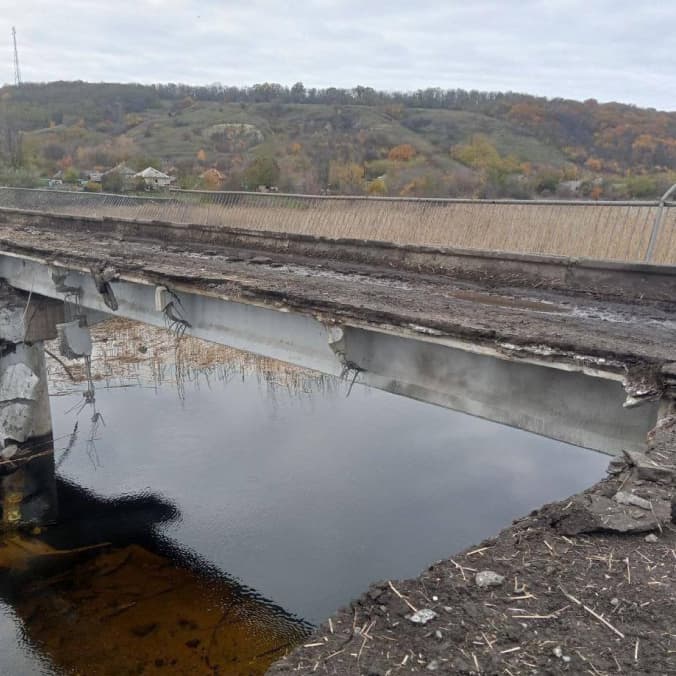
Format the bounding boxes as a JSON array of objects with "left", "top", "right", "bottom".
[{"left": 12, "top": 26, "right": 22, "bottom": 86}]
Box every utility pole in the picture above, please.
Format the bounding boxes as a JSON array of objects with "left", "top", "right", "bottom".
[{"left": 12, "top": 26, "right": 22, "bottom": 86}]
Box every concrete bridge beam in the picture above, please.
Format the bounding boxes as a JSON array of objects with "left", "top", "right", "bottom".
[{"left": 0, "top": 285, "right": 63, "bottom": 529}]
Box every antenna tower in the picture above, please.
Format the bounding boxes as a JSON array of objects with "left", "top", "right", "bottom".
[{"left": 12, "top": 26, "right": 22, "bottom": 86}]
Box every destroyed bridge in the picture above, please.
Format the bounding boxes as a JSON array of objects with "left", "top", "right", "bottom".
[{"left": 0, "top": 186, "right": 675, "bottom": 528}]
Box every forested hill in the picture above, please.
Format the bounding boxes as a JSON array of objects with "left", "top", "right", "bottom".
[{"left": 1, "top": 81, "right": 674, "bottom": 198}]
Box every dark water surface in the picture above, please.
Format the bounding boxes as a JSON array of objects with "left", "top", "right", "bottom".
[{"left": 0, "top": 326, "right": 609, "bottom": 674}]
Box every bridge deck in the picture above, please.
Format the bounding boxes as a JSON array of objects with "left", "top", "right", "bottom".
[{"left": 0, "top": 211, "right": 674, "bottom": 372}]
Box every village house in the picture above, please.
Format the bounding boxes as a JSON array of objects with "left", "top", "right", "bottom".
[
  {"left": 134, "top": 167, "right": 175, "bottom": 189},
  {"left": 48, "top": 170, "right": 63, "bottom": 187}
]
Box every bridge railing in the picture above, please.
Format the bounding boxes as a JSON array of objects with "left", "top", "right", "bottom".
[{"left": 1, "top": 186, "right": 675, "bottom": 265}]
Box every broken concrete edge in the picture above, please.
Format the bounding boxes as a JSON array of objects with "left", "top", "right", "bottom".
[
  {"left": 532, "top": 410, "right": 676, "bottom": 536},
  {"left": 0, "top": 282, "right": 65, "bottom": 344},
  {"left": 3, "top": 208, "right": 676, "bottom": 302},
  {"left": 268, "top": 413, "right": 676, "bottom": 673}
]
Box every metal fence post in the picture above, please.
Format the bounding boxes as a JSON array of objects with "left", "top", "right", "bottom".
[{"left": 645, "top": 183, "right": 676, "bottom": 263}]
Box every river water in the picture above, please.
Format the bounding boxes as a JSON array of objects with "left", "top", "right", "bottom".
[{"left": 0, "top": 319, "right": 608, "bottom": 674}]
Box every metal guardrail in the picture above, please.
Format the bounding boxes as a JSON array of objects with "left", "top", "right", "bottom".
[
  {"left": 0, "top": 185, "right": 675, "bottom": 265},
  {"left": 645, "top": 183, "right": 676, "bottom": 263}
]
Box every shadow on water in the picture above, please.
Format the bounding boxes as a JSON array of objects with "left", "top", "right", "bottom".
[{"left": 0, "top": 478, "right": 311, "bottom": 675}]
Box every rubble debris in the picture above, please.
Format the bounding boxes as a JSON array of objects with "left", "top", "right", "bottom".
[
  {"left": 407, "top": 609, "right": 437, "bottom": 625},
  {"left": 622, "top": 449, "right": 674, "bottom": 482},
  {"left": 475, "top": 570, "right": 505, "bottom": 588},
  {"left": 622, "top": 368, "right": 664, "bottom": 408},
  {"left": 614, "top": 490, "right": 652, "bottom": 510}
]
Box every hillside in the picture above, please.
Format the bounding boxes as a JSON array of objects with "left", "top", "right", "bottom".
[{"left": 0, "top": 82, "right": 674, "bottom": 198}]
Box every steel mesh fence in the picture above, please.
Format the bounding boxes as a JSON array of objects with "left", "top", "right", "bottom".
[{"left": 0, "top": 187, "right": 673, "bottom": 264}]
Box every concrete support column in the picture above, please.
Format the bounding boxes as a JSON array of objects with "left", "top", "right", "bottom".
[{"left": 0, "top": 284, "right": 63, "bottom": 529}]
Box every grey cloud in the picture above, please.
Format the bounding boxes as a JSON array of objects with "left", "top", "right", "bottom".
[{"left": 0, "top": 0, "right": 674, "bottom": 109}]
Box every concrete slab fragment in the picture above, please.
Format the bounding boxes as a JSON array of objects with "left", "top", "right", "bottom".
[
  {"left": 0, "top": 363, "right": 39, "bottom": 402},
  {"left": 0, "top": 402, "right": 33, "bottom": 443},
  {"left": 622, "top": 449, "right": 675, "bottom": 482}
]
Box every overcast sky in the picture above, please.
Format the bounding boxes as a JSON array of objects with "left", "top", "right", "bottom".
[{"left": 0, "top": 1, "right": 674, "bottom": 110}]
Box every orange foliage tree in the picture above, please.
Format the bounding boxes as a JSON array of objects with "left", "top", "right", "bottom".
[
  {"left": 585, "top": 157, "right": 603, "bottom": 172},
  {"left": 201, "top": 168, "right": 223, "bottom": 190},
  {"left": 388, "top": 144, "right": 416, "bottom": 161}
]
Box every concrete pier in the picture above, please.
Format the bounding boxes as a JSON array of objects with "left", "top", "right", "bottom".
[{"left": 0, "top": 285, "right": 63, "bottom": 528}]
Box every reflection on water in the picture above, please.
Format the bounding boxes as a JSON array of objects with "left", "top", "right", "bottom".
[
  {"left": 1, "top": 319, "right": 610, "bottom": 674},
  {"left": 1, "top": 481, "right": 309, "bottom": 675}
]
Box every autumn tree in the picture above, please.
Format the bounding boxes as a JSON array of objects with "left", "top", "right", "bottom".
[
  {"left": 451, "top": 135, "right": 501, "bottom": 169},
  {"left": 585, "top": 157, "right": 603, "bottom": 172},
  {"left": 388, "top": 144, "right": 416, "bottom": 161},
  {"left": 452, "top": 135, "right": 523, "bottom": 196},
  {"left": 57, "top": 155, "right": 73, "bottom": 171},
  {"left": 367, "top": 178, "right": 387, "bottom": 195},
  {"left": 328, "top": 161, "right": 365, "bottom": 194},
  {"left": 201, "top": 168, "right": 224, "bottom": 190}
]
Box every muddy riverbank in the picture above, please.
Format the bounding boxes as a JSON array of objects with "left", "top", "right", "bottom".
[{"left": 269, "top": 413, "right": 676, "bottom": 675}]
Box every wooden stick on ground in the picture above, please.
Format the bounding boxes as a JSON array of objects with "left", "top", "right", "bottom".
[
  {"left": 559, "top": 586, "right": 625, "bottom": 639},
  {"left": 387, "top": 581, "right": 418, "bottom": 613}
]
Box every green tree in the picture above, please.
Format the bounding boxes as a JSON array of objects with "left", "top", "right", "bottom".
[
  {"left": 0, "top": 166, "right": 39, "bottom": 187},
  {"left": 63, "top": 167, "right": 80, "bottom": 184},
  {"left": 101, "top": 171, "right": 124, "bottom": 193},
  {"left": 243, "top": 157, "right": 281, "bottom": 188}
]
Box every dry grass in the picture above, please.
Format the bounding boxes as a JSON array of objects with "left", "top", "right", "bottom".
[{"left": 3, "top": 188, "right": 675, "bottom": 264}]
